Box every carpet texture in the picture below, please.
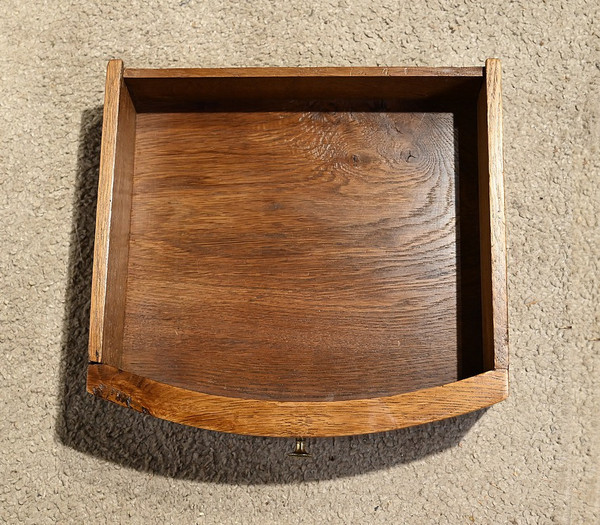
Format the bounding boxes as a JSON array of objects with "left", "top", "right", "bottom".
[{"left": 1, "top": 1, "right": 599, "bottom": 523}]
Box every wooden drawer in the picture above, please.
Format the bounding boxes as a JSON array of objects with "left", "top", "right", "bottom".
[{"left": 87, "top": 59, "right": 507, "bottom": 437}]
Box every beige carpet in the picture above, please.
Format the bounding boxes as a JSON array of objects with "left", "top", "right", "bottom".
[{"left": 1, "top": 1, "right": 599, "bottom": 523}]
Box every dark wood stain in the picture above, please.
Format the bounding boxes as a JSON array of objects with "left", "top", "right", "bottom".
[
  {"left": 123, "top": 71, "right": 483, "bottom": 113},
  {"left": 87, "top": 62, "right": 507, "bottom": 435},
  {"left": 120, "top": 107, "right": 474, "bottom": 401}
]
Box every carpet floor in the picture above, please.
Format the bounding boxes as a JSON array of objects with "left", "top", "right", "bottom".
[{"left": 1, "top": 1, "right": 598, "bottom": 523}]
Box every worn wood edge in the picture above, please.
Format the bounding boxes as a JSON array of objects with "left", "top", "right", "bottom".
[
  {"left": 88, "top": 59, "right": 124, "bottom": 362},
  {"left": 102, "top": 68, "right": 137, "bottom": 368},
  {"left": 87, "top": 364, "right": 508, "bottom": 437},
  {"left": 123, "top": 66, "right": 484, "bottom": 79},
  {"left": 485, "top": 58, "right": 509, "bottom": 370},
  {"left": 477, "top": 66, "right": 493, "bottom": 370}
]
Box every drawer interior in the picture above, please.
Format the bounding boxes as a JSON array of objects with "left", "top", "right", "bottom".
[{"left": 115, "top": 91, "right": 484, "bottom": 401}]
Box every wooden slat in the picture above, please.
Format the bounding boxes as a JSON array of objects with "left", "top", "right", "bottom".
[
  {"left": 124, "top": 66, "right": 484, "bottom": 79},
  {"left": 477, "top": 58, "right": 508, "bottom": 371},
  {"left": 88, "top": 59, "right": 136, "bottom": 365},
  {"left": 87, "top": 364, "right": 508, "bottom": 437},
  {"left": 123, "top": 71, "right": 484, "bottom": 113}
]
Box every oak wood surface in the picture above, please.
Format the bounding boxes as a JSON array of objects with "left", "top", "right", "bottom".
[
  {"left": 454, "top": 106, "right": 484, "bottom": 378},
  {"left": 123, "top": 70, "right": 484, "bottom": 113},
  {"left": 87, "top": 364, "right": 508, "bottom": 437},
  {"left": 88, "top": 59, "right": 136, "bottom": 366},
  {"left": 124, "top": 66, "right": 484, "bottom": 78},
  {"left": 120, "top": 109, "right": 469, "bottom": 402},
  {"left": 478, "top": 59, "right": 508, "bottom": 370},
  {"left": 87, "top": 60, "right": 507, "bottom": 436}
]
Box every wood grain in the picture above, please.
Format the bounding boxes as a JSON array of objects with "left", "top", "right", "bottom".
[
  {"left": 124, "top": 66, "right": 484, "bottom": 78},
  {"left": 88, "top": 59, "right": 136, "bottom": 365},
  {"left": 478, "top": 59, "right": 508, "bottom": 371},
  {"left": 88, "top": 364, "right": 507, "bottom": 437},
  {"left": 119, "top": 109, "right": 470, "bottom": 402},
  {"left": 87, "top": 61, "right": 507, "bottom": 436}
]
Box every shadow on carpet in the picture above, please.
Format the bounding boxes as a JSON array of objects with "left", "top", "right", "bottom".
[{"left": 55, "top": 107, "right": 485, "bottom": 485}]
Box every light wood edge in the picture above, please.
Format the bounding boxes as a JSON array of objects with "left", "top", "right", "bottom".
[
  {"left": 485, "top": 58, "right": 508, "bottom": 370},
  {"left": 123, "top": 66, "right": 483, "bottom": 79},
  {"left": 88, "top": 59, "right": 136, "bottom": 365},
  {"left": 87, "top": 364, "right": 508, "bottom": 437},
  {"left": 478, "top": 58, "right": 508, "bottom": 371},
  {"left": 88, "top": 59, "right": 124, "bottom": 362}
]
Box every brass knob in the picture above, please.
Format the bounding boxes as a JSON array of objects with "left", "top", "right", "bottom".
[{"left": 288, "top": 437, "right": 311, "bottom": 457}]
